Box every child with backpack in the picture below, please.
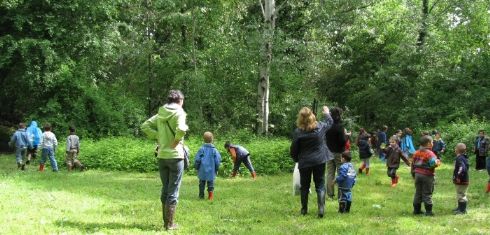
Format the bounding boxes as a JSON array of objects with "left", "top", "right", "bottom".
[
  {"left": 385, "top": 136, "right": 410, "bottom": 187},
  {"left": 194, "top": 132, "right": 221, "bottom": 200}
]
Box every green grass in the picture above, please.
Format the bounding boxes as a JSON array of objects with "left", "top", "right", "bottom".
[{"left": 0, "top": 154, "right": 489, "bottom": 235}]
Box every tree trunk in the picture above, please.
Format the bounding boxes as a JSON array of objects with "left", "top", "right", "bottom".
[
  {"left": 417, "top": 0, "right": 429, "bottom": 47},
  {"left": 257, "top": 0, "right": 275, "bottom": 135}
]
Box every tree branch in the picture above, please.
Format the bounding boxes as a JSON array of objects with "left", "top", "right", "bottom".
[
  {"left": 429, "top": 0, "right": 442, "bottom": 13},
  {"left": 259, "top": 0, "right": 265, "bottom": 18},
  {"left": 277, "top": 0, "right": 287, "bottom": 12},
  {"left": 338, "top": 1, "right": 376, "bottom": 14}
]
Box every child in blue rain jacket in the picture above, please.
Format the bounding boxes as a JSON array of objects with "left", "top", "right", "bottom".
[{"left": 194, "top": 132, "right": 221, "bottom": 200}]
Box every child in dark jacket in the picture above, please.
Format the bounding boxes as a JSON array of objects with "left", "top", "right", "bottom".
[
  {"left": 336, "top": 151, "right": 356, "bottom": 213},
  {"left": 357, "top": 129, "right": 372, "bottom": 175},
  {"left": 385, "top": 137, "right": 410, "bottom": 187},
  {"left": 194, "top": 132, "right": 221, "bottom": 200},
  {"left": 453, "top": 143, "right": 469, "bottom": 214}
]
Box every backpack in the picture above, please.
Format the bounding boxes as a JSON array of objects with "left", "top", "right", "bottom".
[{"left": 325, "top": 123, "right": 346, "bottom": 153}]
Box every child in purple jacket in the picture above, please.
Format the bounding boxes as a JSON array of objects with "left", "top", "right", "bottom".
[{"left": 194, "top": 132, "right": 221, "bottom": 200}]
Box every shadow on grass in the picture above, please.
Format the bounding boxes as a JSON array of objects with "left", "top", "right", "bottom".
[{"left": 54, "top": 220, "right": 161, "bottom": 232}]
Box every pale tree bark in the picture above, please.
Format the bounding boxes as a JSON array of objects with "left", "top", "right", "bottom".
[{"left": 257, "top": 0, "right": 276, "bottom": 135}]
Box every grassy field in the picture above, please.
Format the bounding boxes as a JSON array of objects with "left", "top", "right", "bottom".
[{"left": 0, "top": 154, "right": 489, "bottom": 235}]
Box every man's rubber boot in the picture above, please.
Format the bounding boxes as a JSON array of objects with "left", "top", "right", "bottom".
[
  {"left": 317, "top": 191, "right": 325, "bottom": 218},
  {"left": 300, "top": 190, "right": 308, "bottom": 215},
  {"left": 162, "top": 204, "right": 167, "bottom": 229}
]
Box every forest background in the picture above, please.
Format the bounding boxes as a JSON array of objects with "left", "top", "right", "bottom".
[{"left": 1, "top": 0, "right": 489, "bottom": 158}]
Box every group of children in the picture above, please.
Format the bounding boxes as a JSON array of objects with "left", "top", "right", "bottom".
[
  {"left": 193, "top": 132, "right": 257, "bottom": 200},
  {"left": 8, "top": 121, "right": 486, "bottom": 216},
  {"left": 335, "top": 126, "right": 484, "bottom": 216},
  {"left": 9, "top": 121, "right": 85, "bottom": 172}
]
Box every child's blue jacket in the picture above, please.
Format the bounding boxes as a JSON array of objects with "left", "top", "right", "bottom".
[
  {"left": 194, "top": 143, "right": 221, "bottom": 181},
  {"left": 336, "top": 162, "right": 356, "bottom": 190},
  {"left": 10, "top": 129, "right": 31, "bottom": 149}
]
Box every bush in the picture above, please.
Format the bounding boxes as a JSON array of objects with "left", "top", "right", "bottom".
[{"left": 53, "top": 136, "right": 294, "bottom": 174}]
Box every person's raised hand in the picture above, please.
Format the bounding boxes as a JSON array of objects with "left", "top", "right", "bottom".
[{"left": 322, "top": 106, "right": 330, "bottom": 114}]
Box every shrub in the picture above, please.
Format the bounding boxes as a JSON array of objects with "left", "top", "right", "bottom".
[{"left": 53, "top": 136, "right": 294, "bottom": 174}]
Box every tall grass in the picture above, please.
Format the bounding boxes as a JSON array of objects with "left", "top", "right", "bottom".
[{"left": 1, "top": 154, "right": 489, "bottom": 234}]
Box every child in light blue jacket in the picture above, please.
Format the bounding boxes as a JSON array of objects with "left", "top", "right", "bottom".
[
  {"left": 195, "top": 132, "right": 221, "bottom": 200},
  {"left": 9, "top": 123, "right": 32, "bottom": 170},
  {"left": 336, "top": 151, "right": 357, "bottom": 213}
]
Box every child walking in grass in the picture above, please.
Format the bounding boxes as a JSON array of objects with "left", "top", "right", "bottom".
[
  {"left": 9, "top": 122, "right": 32, "bottom": 170},
  {"left": 357, "top": 129, "right": 372, "bottom": 175},
  {"left": 452, "top": 143, "right": 469, "bottom": 214},
  {"left": 66, "top": 127, "right": 85, "bottom": 171},
  {"left": 39, "top": 124, "right": 59, "bottom": 172},
  {"left": 401, "top": 128, "right": 416, "bottom": 158},
  {"left": 411, "top": 135, "right": 441, "bottom": 216},
  {"left": 336, "top": 151, "right": 356, "bottom": 213},
  {"left": 194, "top": 132, "right": 221, "bottom": 200},
  {"left": 385, "top": 136, "right": 410, "bottom": 187},
  {"left": 225, "top": 141, "right": 256, "bottom": 179}
]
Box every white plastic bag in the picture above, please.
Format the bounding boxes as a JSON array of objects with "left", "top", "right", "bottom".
[{"left": 292, "top": 163, "right": 301, "bottom": 196}]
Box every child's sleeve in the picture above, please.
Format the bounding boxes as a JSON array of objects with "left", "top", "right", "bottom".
[
  {"left": 194, "top": 148, "right": 203, "bottom": 170},
  {"left": 400, "top": 151, "right": 410, "bottom": 166},
  {"left": 336, "top": 165, "right": 347, "bottom": 183},
  {"left": 66, "top": 136, "right": 71, "bottom": 152},
  {"left": 214, "top": 149, "right": 221, "bottom": 171}
]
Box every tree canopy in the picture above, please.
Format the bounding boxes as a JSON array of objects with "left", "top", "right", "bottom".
[{"left": 1, "top": 0, "right": 489, "bottom": 138}]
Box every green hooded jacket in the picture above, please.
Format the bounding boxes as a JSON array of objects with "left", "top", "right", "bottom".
[{"left": 141, "top": 103, "right": 188, "bottom": 159}]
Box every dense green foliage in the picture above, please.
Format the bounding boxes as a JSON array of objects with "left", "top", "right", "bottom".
[
  {"left": 1, "top": 155, "right": 489, "bottom": 234},
  {"left": 37, "top": 118, "right": 486, "bottom": 173},
  {"left": 52, "top": 136, "right": 291, "bottom": 174},
  {"left": 1, "top": 0, "right": 489, "bottom": 141}
]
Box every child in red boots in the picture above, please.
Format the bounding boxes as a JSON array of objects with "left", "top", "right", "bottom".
[
  {"left": 194, "top": 132, "right": 221, "bottom": 200},
  {"left": 384, "top": 137, "right": 410, "bottom": 187}
]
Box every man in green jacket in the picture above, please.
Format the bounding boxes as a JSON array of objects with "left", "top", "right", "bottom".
[{"left": 141, "top": 90, "right": 188, "bottom": 230}]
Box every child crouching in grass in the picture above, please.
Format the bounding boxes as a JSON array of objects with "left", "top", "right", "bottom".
[
  {"left": 453, "top": 143, "right": 469, "bottom": 215},
  {"left": 194, "top": 132, "right": 221, "bottom": 200},
  {"left": 336, "top": 151, "right": 356, "bottom": 213}
]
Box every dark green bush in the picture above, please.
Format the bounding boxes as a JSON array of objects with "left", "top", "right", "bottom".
[{"left": 53, "top": 136, "right": 293, "bottom": 174}]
